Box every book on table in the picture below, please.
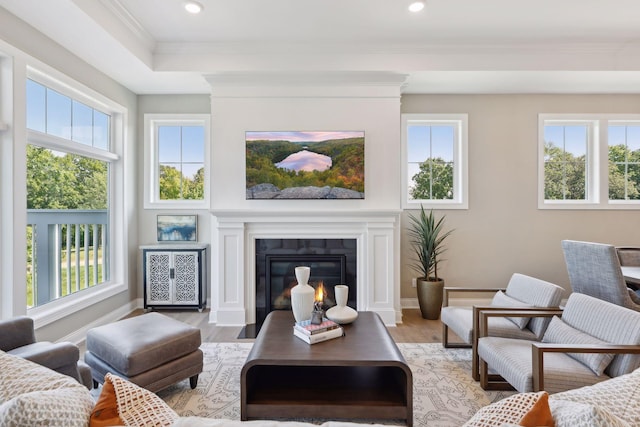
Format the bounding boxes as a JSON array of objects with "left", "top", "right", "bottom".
[
  {"left": 294, "top": 318, "right": 340, "bottom": 335},
  {"left": 293, "top": 325, "right": 344, "bottom": 344}
]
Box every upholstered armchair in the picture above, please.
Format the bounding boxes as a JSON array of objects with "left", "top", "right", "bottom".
[
  {"left": 0, "top": 316, "right": 92, "bottom": 388},
  {"left": 562, "top": 240, "right": 640, "bottom": 311},
  {"left": 441, "top": 273, "right": 565, "bottom": 380},
  {"left": 477, "top": 293, "right": 640, "bottom": 394},
  {"left": 616, "top": 246, "right": 640, "bottom": 290}
]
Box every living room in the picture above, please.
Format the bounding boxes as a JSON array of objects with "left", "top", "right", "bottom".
[{"left": 1, "top": 1, "right": 640, "bottom": 425}]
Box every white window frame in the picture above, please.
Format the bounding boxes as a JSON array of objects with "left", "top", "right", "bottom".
[
  {"left": 401, "top": 113, "right": 468, "bottom": 210},
  {"left": 25, "top": 66, "right": 127, "bottom": 327},
  {"left": 144, "top": 114, "right": 211, "bottom": 209},
  {"left": 538, "top": 113, "right": 640, "bottom": 210}
]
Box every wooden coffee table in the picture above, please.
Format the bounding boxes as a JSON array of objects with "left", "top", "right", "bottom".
[{"left": 240, "top": 311, "right": 413, "bottom": 426}]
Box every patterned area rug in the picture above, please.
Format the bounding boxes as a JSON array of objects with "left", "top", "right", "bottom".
[{"left": 157, "top": 343, "right": 514, "bottom": 427}]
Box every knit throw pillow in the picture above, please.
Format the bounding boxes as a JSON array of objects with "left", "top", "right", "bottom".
[
  {"left": 462, "top": 391, "right": 554, "bottom": 427},
  {"left": 90, "top": 373, "right": 178, "bottom": 427}
]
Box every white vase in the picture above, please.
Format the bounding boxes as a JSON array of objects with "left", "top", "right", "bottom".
[
  {"left": 291, "top": 266, "right": 315, "bottom": 323},
  {"left": 326, "top": 284, "right": 358, "bottom": 324}
]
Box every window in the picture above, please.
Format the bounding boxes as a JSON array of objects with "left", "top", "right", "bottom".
[
  {"left": 144, "top": 114, "right": 210, "bottom": 209},
  {"left": 539, "top": 114, "right": 640, "bottom": 209},
  {"left": 401, "top": 114, "right": 468, "bottom": 209},
  {"left": 609, "top": 123, "right": 640, "bottom": 201},
  {"left": 25, "top": 72, "right": 124, "bottom": 313}
]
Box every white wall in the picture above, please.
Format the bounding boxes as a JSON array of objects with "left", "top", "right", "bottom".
[
  {"left": 209, "top": 76, "right": 403, "bottom": 212},
  {"left": 400, "top": 94, "right": 640, "bottom": 303}
]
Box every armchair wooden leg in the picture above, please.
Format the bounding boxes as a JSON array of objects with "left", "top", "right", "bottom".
[
  {"left": 479, "top": 359, "right": 488, "bottom": 389},
  {"left": 442, "top": 324, "right": 449, "bottom": 347},
  {"left": 442, "top": 324, "right": 472, "bottom": 349},
  {"left": 479, "top": 359, "right": 515, "bottom": 391},
  {"left": 472, "top": 346, "right": 479, "bottom": 381}
]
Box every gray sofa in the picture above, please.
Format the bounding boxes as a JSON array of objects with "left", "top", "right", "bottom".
[{"left": 0, "top": 316, "right": 92, "bottom": 389}]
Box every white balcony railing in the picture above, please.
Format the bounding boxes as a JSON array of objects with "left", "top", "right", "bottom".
[{"left": 27, "top": 210, "right": 108, "bottom": 308}]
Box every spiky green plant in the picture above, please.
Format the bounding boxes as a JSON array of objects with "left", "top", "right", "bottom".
[{"left": 407, "top": 206, "right": 453, "bottom": 281}]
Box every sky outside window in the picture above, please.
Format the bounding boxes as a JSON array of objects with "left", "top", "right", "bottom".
[{"left": 26, "top": 79, "right": 111, "bottom": 150}]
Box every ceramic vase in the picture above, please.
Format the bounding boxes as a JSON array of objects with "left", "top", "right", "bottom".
[
  {"left": 291, "top": 266, "right": 315, "bottom": 323},
  {"left": 335, "top": 284, "right": 348, "bottom": 307},
  {"left": 326, "top": 284, "right": 358, "bottom": 324}
]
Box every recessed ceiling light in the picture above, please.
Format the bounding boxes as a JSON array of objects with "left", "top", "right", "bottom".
[
  {"left": 184, "top": 1, "right": 203, "bottom": 14},
  {"left": 408, "top": 1, "right": 425, "bottom": 12}
]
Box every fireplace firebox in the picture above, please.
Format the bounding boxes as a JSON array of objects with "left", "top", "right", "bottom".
[{"left": 241, "top": 238, "right": 357, "bottom": 337}]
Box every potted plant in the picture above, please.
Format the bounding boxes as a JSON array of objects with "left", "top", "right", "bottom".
[{"left": 407, "top": 206, "right": 453, "bottom": 319}]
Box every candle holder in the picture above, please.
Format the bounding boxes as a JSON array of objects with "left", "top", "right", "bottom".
[{"left": 311, "top": 301, "right": 324, "bottom": 324}]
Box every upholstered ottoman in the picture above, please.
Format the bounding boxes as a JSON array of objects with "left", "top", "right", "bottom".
[{"left": 84, "top": 312, "right": 203, "bottom": 392}]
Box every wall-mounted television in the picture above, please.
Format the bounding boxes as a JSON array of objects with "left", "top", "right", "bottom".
[{"left": 246, "top": 131, "right": 364, "bottom": 199}]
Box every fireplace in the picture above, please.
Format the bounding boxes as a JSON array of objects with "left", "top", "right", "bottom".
[
  {"left": 254, "top": 239, "right": 357, "bottom": 330},
  {"left": 210, "top": 210, "right": 401, "bottom": 328}
]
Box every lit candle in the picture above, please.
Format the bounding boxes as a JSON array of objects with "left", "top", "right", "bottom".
[{"left": 311, "top": 282, "right": 325, "bottom": 324}]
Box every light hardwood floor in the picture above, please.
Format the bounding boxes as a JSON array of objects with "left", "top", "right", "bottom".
[{"left": 120, "top": 308, "right": 445, "bottom": 343}]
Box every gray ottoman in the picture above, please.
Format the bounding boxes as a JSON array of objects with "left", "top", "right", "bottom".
[{"left": 85, "top": 312, "right": 203, "bottom": 392}]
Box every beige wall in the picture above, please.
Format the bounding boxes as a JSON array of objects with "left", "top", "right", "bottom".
[
  {"left": 400, "top": 94, "right": 640, "bottom": 302},
  {"left": 135, "top": 95, "right": 211, "bottom": 299}
]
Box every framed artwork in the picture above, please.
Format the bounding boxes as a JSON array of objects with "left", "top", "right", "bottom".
[
  {"left": 246, "top": 131, "right": 365, "bottom": 199},
  {"left": 157, "top": 215, "right": 197, "bottom": 242}
]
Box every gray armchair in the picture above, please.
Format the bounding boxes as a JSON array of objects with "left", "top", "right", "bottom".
[
  {"left": 561, "top": 240, "right": 640, "bottom": 311},
  {"left": 441, "top": 273, "right": 565, "bottom": 380},
  {"left": 0, "top": 316, "right": 92, "bottom": 389},
  {"left": 477, "top": 293, "right": 640, "bottom": 393}
]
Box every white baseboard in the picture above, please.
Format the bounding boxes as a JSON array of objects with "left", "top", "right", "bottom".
[{"left": 401, "top": 297, "right": 493, "bottom": 310}]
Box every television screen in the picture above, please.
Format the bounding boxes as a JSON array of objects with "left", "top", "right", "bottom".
[{"left": 246, "top": 131, "right": 364, "bottom": 199}]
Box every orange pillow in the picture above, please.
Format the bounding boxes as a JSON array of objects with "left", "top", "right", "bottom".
[
  {"left": 519, "top": 392, "right": 554, "bottom": 427},
  {"left": 463, "top": 391, "right": 555, "bottom": 427},
  {"left": 89, "top": 375, "right": 124, "bottom": 427}
]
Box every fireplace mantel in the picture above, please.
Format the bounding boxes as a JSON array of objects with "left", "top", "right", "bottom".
[{"left": 210, "top": 209, "right": 401, "bottom": 326}]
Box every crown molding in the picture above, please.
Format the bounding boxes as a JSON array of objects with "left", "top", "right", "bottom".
[
  {"left": 97, "top": 0, "right": 155, "bottom": 50},
  {"left": 156, "top": 40, "right": 640, "bottom": 56},
  {"left": 204, "top": 71, "right": 409, "bottom": 88}
]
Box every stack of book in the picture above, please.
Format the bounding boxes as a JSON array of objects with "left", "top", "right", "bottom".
[{"left": 293, "top": 318, "right": 344, "bottom": 344}]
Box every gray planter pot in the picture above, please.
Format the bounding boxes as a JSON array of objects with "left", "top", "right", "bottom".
[{"left": 416, "top": 278, "right": 444, "bottom": 320}]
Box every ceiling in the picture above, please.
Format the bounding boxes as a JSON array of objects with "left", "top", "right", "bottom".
[{"left": 1, "top": 0, "right": 640, "bottom": 94}]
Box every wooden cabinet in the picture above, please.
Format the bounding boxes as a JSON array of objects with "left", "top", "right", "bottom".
[{"left": 141, "top": 244, "right": 207, "bottom": 311}]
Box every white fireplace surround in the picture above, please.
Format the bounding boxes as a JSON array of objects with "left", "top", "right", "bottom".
[{"left": 210, "top": 210, "right": 401, "bottom": 326}]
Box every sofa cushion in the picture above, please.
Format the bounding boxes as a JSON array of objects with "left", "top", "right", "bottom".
[
  {"left": 542, "top": 316, "right": 615, "bottom": 376},
  {"left": 90, "top": 372, "right": 178, "bottom": 427},
  {"left": 461, "top": 391, "right": 554, "bottom": 427},
  {"left": 492, "top": 290, "right": 532, "bottom": 329},
  {"left": 548, "top": 400, "right": 630, "bottom": 427},
  {"left": 550, "top": 367, "right": 640, "bottom": 426},
  {"left": 0, "top": 350, "right": 94, "bottom": 427}
]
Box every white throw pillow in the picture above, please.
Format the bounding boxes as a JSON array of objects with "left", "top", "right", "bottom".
[
  {"left": 491, "top": 291, "right": 532, "bottom": 329},
  {"left": 549, "top": 400, "right": 630, "bottom": 427},
  {"left": 550, "top": 368, "right": 640, "bottom": 425},
  {"left": 542, "top": 316, "right": 614, "bottom": 376},
  {"left": 0, "top": 350, "right": 94, "bottom": 427}
]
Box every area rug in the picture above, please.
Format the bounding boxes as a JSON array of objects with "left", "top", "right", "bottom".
[{"left": 157, "top": 343, "right": 514, "bottom": 427}]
